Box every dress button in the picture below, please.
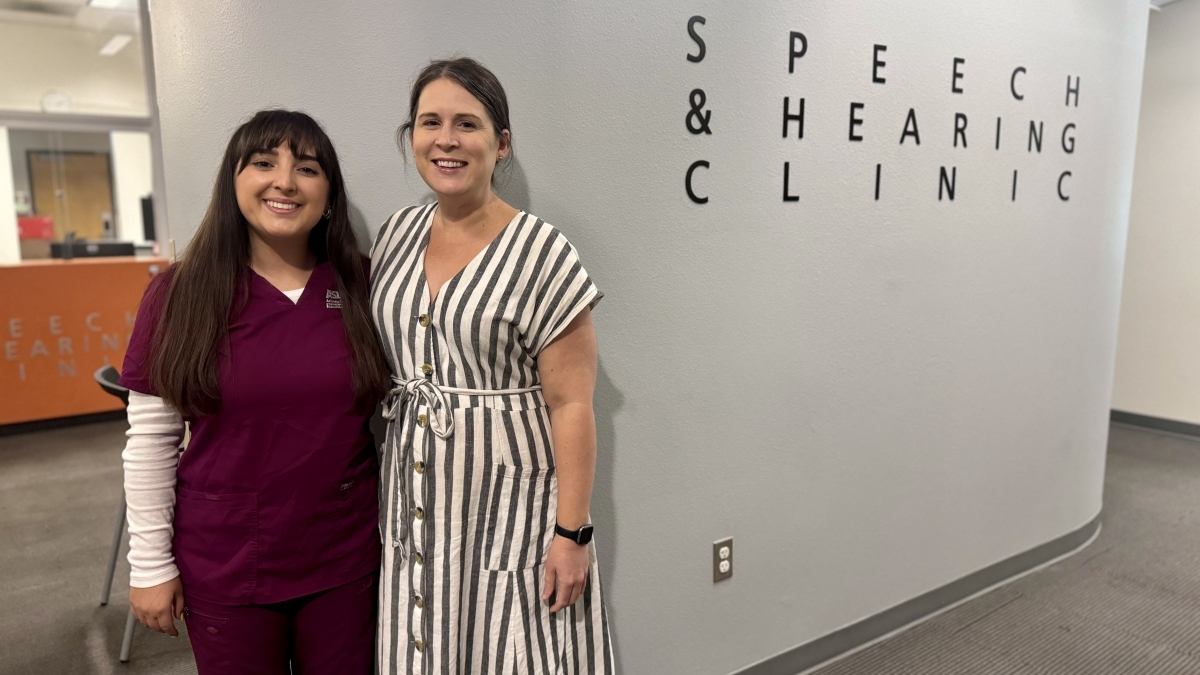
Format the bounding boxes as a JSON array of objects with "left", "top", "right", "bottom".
[
  {"left": 413, "top": 507, "right": 424, "bottom": 520},
  {"left": 417, "top": 414, "right": 428, "bottom": 428},
  {"left": 414, "top": 461, "right": 426, "bottom": 474},
  {"left": 413, "top": 552, "right": 423, "bottom": 566},
  {"left": 421, "top": 363, "right": 433, "bottom": 376},
  {"left": 414, "top": 639, "right": 425, "bottom": 652},
  {"left": 414, "top": 595, "right": 424, "bottom": 609},
  {"left": 419, "top": 314, "right": 430, "bottom": 327}
]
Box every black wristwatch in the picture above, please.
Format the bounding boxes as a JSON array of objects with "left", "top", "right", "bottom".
[{"left": 555, "top": 523, "right": 594, "bottom": 546}]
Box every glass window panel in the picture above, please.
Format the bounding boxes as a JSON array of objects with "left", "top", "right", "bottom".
[{"left": 0, "top": 0, "right": 148, "bottom": 117}]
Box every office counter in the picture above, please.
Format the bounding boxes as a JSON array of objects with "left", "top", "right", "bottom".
[{"left": 1, "top": 257, "right": 166, "bottom": 426}]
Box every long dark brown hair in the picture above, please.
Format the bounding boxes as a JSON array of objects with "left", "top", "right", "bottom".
[
  {"left": 150, "top": 109, "right": 390, "bottom": 416},
  {"left": 396, "top": 57, "right": 513, "bottom": 185}
]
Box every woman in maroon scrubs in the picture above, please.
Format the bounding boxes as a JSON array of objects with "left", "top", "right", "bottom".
[{"left": 119, "top": 109, "right": 389, "bottom": 674}]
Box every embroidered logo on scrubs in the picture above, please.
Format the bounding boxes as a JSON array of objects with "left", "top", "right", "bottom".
[{"left": 326, "top": 290, "right": 342, "bottom": 309}]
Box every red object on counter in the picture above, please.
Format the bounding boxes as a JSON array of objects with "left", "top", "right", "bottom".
[{"left": 17, "top": 216, "right": 54, "bottom": 240}]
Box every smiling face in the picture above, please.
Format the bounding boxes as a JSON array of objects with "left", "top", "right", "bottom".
[
  {"left": 234, "top": 144, "right": 330, "bottom": 246},
  {"left": 411, "top": 78, "right": 510, "bottom": 202}
]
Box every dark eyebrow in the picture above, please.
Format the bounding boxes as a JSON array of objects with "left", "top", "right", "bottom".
[
  {"left": 416, "top": 112, "right": 484, "bottom": 122},
  {"left": 248, "top": 148, "right": 317, "bottom": 162}
]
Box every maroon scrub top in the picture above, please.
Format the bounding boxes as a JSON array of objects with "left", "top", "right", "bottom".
[{"left": 120, "top": 261, "right": 381, "bottom": 605}]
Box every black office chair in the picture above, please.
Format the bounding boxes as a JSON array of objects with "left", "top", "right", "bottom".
[
  {"left": 93, "top": 365, "right": 138, "bottom": 662},
  {"left": 95, "top": 365, "right": 129, "bottom": 406}
]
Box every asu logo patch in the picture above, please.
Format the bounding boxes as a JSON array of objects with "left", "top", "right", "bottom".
[{"left": 326, "top": 290, "right": 342, "bottom": 309}]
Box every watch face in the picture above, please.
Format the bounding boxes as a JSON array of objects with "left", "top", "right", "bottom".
[{"left": 579, "top": 524, "right": 594, "bottom": 544}]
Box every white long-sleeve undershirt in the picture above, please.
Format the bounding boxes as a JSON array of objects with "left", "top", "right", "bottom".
[
  {"left": 121, "top": 288, "right": 301, "bottom": 588},
  {"left": 122, "top": 390, "right": 184, "bottom": 588}
]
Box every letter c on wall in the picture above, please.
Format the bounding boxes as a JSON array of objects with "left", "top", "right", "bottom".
[
  {"left": 1011, "top": 67, "right": 1026, "bottom": 100},
  {"left": 686, "top": 160, "right": 710, "bottom": 204},
  {"left": 1058, "top": 171, "right": 1071, "bottom": 201}
]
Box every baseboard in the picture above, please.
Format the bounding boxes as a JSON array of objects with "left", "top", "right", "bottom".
[
  {"left": 1110, "top": 410, "right": 1200, "bottom": 440},
  {"left": 0, "top": 410, "right": 126, "bottom": 437},
  {"left": 732, "top": 513, "right": 1103, "bottom": 675}
]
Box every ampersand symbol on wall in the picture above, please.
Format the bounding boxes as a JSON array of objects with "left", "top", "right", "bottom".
[{"left": 686, "top": 89, "right": 712, "bottom": 135}]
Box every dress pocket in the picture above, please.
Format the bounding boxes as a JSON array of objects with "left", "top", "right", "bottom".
[
  {"left": 173, "top": 488, "right": 257, "bottom": 603},
  {"left": 482, "top": 408, "right": 557, "bottom": 572}
]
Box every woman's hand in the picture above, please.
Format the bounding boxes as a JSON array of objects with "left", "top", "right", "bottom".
[
  {"left": 129, "top": 577, "right": 185, "bottom": 636},
  {"left": 542, "top": 535, "right": 590, "bottom": 612}
]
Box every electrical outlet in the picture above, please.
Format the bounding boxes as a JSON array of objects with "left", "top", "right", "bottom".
[{"left": 713, "top": 537, "right": 733, "bottom": 582}]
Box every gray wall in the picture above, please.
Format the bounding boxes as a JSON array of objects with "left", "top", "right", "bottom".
[
  {"left": 1112, "top": 0, "right": 1200, "bottom": 425},
  {"left": 148, "top": 2, "right": 1148, "bottom": 673}
]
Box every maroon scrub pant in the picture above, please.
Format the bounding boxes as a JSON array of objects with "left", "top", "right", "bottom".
[{"left": 183, "top": 571, "right": 377, "bottom": 675}]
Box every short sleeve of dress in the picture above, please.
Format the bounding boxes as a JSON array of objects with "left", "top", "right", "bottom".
[
  {"left": 370, "top": 206, "right": 423, "bottom": 271},
  {"left": 119, "top": 269, "right": 173, "bottom": 396},
  {"left": 524, "top": 228, "right": 603, "bottom": 356}
]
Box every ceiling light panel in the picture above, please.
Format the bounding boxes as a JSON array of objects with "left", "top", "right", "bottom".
[
  {"left": 88, "top": 0, "right": 138, "bottom": 11},
  {"left": 98, "top": 32, "right": 132, "bottom": 55}
]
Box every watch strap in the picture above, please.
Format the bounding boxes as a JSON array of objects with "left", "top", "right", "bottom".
[{"left": 555, "top": 523, "right": 594, "bottom": 545}]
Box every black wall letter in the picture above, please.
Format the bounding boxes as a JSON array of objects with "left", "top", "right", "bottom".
[
  {"left": 873, "top": 44, "right": 887, "bottom": 84},
  {"left": 783, "top": 97, "right": 805, "bottom": 139},
  {"left": 1065, "top": 75, "right": 1080, "bottom": 107},
  {"left": 952, "top": 57, "right": 965, "bottom": 94},
  {"left": 1011, "top": 170, "right": 1018, "bottom": 201},
  {"left": 686, "top": 160, "right": 709, "bottom": 204},
  {"left": 900, "top": 108, "right": 920, "bottom": 145},
  {"left": 789, "top": 32, "right": 808, "bottom": 73},
  {"left": 1061, "top": 123, "right": 1076, "bottom": 153},
  {"left": 954, "top": 113, "right": 968, "bottom": 148},
  {"left": 783, "top": 162, "right": 800, "bottom": 202},
  {"left": 687, "top": 16, "right": 706, "bottom": 63},
  {"left": 939, "top": 166, "right": 957, "bottom": 201},
  {"left": 849, "top": 103, "right": 865, "bottom": 142},
  {"left": 1010, "top": 67, "right": 1026, "bottom": 100},
  {"left": 1057, "top": 171, "right": 1071, "bottom": 201},
  {"left": 995, "top": 117, "right": 1002, "bottom": 150},
  {"left": 875, "top": 163, "right": 882, "bottom": 200},
  {"left": 1028, "top": 121, "right": 1043, "bottom": 153}
]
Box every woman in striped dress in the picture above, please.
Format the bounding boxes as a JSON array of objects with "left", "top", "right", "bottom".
[{"left": 370, "top": 58, "right": 614, "bottom": 674}]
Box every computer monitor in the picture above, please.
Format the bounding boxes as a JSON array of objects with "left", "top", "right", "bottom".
[{"left": 50, "top": 241, "right": 137, "bottom": 259}]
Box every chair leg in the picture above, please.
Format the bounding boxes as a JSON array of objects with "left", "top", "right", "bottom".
[
  {"left": 119, "top": 609, "right": 137, "bottom": 663},
  {"left": 101, "top": 494, "right": 126, "bottom": 606}
]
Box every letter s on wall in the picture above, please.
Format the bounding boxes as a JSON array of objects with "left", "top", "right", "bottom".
[{"left": 687, "top": 16, "right": 706, "bottom": 63}]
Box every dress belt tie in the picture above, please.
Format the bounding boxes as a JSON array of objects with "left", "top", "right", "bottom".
[{"left": 380, "top": 376, "right": 542, "bottom": 552}]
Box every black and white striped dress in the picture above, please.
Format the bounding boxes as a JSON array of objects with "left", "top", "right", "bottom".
[{"left": 370, "top": 204, "right": 613, "bottom": 675}]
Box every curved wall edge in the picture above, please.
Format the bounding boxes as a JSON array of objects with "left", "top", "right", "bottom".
[{"left": 734, "top": 512, "right": 1103, "bottom": 675}]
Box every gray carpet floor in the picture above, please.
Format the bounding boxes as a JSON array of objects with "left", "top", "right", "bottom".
[
  {"left": 0, "top": 421, "right": 1197, "bottom": 675},
  {"left": 0, "top": 420, "right": 196, "bottom": 675},
  {"left": 813, "top": 424, "right": 1200, "bottom": 675}
]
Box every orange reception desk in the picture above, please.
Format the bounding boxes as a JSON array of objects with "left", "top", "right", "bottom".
[{"left": 1, "top": 257, "right": 166, "bottom": 426}]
